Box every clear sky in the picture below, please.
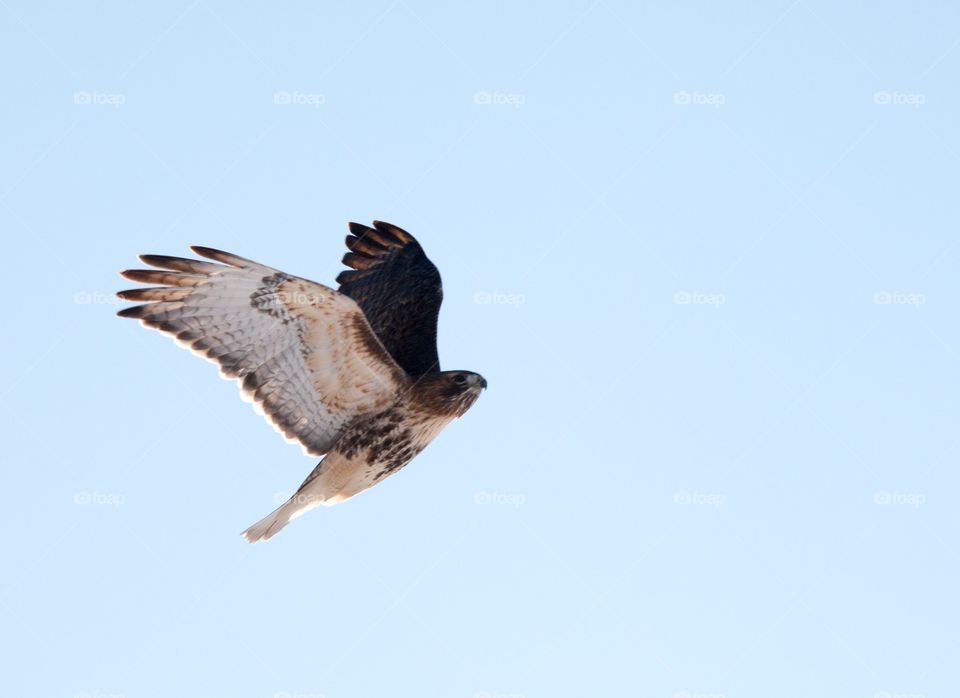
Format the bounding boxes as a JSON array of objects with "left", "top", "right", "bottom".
[{"left": 2, "top": 1, "right": 958, "bottom": 697}]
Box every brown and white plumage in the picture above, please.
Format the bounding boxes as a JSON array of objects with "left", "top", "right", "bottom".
[{"left": 117, "top": 222, "right": 486, "bottom": 542}]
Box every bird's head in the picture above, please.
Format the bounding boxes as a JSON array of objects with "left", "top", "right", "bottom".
[{"left": 414, "top": 370, "right": 487, "bottom": 418}]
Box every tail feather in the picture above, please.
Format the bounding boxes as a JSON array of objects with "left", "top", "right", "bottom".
[
  {"left": 241, "top": 450, "right": 377, "bottom": 543},
  {"left": 241, "top": 492, "right": 326, "bottom": 543}
]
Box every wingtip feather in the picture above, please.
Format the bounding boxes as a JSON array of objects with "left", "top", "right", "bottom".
[
  {"left": 372, "top": 220, "right": 414, "bottom": 244},
  {"left": 116, "top": 305, "right": 145, "bottom": 319},
  {"left": 190, "top": 246, "right": 255, "bottom": 268}
]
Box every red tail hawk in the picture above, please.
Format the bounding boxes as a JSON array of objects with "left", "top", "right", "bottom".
[{"left": 117, "top": 221, "right": 486, "bottom": 542}]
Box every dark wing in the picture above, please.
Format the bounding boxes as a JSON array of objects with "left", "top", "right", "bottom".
[{"left": 336, "top": 221, "right": 443, "bottom": 377}]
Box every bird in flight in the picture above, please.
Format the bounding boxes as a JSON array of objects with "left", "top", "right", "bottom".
[{"left": 117, "top": 221, "right": 486, "bottom": 542}]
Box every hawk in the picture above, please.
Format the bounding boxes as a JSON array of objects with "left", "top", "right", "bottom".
[{"left": 117, "top": 221, "right": 486, "bottom": 542}]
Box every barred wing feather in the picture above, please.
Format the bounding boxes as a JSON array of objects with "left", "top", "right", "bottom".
[{"left": 117, "top": 247, "right": 409, "bottom": 457}]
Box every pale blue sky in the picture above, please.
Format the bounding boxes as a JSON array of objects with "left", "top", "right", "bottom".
[{"left": 2, "top": 1, "right": 959, "bottom": 697}]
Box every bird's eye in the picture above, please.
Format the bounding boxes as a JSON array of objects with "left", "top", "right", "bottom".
[{"left": 453, "top": 374, "right": 466, "bottom": 385}]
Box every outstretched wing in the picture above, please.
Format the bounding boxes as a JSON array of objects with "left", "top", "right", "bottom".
[
  {"left": 117, "top": 247, "right": 410, "bottom": 457},
  {"left": 336, "top": 221, "right": 443, "bottom": 377}
]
